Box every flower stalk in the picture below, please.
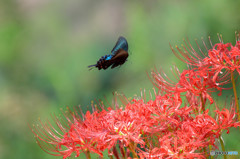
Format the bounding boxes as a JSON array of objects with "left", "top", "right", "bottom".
[
  {"left": 231, "top": 71, "right": 240, "bottom": 121},
  {"left": 200, "top": 93, "right": 206, "bottom": 113},
  {"left": 85, "top": 150, "right": 91, "bottom": 159},
  {"left": 128, "top": 142, "right": 138, "bottom": 158},
  {"left": 219, "top": 135, "right": 226, "bottom": 159}
]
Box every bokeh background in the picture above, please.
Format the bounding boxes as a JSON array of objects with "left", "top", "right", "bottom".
[{"left": 0, "top": 0, "right": 240, "bottom": 159}]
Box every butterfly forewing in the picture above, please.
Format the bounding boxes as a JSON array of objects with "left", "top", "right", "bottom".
[{"left": 111, "top": 36, "right": 128, "bottom": 56}]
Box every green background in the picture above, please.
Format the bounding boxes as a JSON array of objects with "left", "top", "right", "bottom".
[{"left": 0, "top": 0, "right": 240, "bottom": 158}]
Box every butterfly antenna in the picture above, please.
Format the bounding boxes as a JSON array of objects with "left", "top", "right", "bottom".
[
  {"left": 88, "top": 64, "right": 96, "bottom": 67},
  {"left": 88, "top": 64, "right": 96, "bottom": 70}
]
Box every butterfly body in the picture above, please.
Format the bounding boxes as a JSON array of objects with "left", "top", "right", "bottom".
[{"left": 88, "top": 36, "right": 129, "bottom": 70}]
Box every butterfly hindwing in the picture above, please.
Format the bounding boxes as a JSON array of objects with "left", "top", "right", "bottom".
[{"left": 110, "top": 49, "right": 129, "bottom": 69}]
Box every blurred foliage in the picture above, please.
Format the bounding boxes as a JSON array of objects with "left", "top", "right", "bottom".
[{"left": 0, "top": 0, "right": 240, "bottom": 159}]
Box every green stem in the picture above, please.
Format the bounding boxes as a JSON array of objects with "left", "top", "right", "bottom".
[
  {"left": 231, "top": 72, "right": 240, "bottom": 121},
  {"left": 85, "top": 150, "right": 91, "bottom": 159},
  {"left": 209, "top": 145, "right": 214, "bottom": 159},
  {"left": 219, "top": 135, "right": 226, "bottom": 159},
  {"left": 203, "top": 147, "right": 207, "bottom": 157},
  {"left": 200, "top": 93, "right": 205, "bottom": 113},
  {"left": 143, "top": 133, "right": 150, "bottom": 149},
  {"left": 119, "top": 145, "right": 126, "bottom": 158},
  {"left": 128, "top": 142, "right": 138, "bottom": 158}
]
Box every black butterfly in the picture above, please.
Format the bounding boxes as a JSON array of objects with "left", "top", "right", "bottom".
[{"left": 88, "top": 36, "right": 129, "bottom": 70}]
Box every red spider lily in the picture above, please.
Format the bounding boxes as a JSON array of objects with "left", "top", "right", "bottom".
[
  {"left": 31, "top": 107, "right": 108, "bottom": 159},
  {"left": 139, "top": 107, "right": 210, "bottom": 158},
  {"left": 32, "top": 92, "right": 240, "bottom": 159},
  {"left": 151, "top": 66, "right": 230, "bottom": 104},
  {"left": 170, "top": 37, "right": 213, "bottom": 67},
  {"left": 143, "top": 131, "right": 207, "bottom": 159},
  {"left": 139, "top": 105, "right": 240, "bottom": 159},
  {"left": 127, "top": 93, "right": 182, "bottom": 122},
  {"left": 176, "top": 68, "right": 230, "bottom": 104},
  {"left": 95, "top": 108, "right": 147, "bottom": 149},
  {"left": 215, "top": 107, "right": 240, "bottom": 134},
  {"left": 150, "top": 65, "right": 181, "bottom": 93},
  {"left": 204, "top": 41, "right": 240, "bottom": 78},
  {"left": 171, "top": 34, "right": 240, "bottom": 78},
  {"left": 31, "top": 99, "right": 156, "bottom": 158}
]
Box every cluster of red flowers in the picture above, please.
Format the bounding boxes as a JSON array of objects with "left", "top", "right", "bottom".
[{"left": 32, "top": 34, "right": 240, "bottom": 159}]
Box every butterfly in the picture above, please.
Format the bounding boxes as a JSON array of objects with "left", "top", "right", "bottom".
[{"left": 88, "top": 36, "right": 129, "bottom": 70}]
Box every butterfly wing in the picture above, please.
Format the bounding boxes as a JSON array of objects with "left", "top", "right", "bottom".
[
  {"left": 110, "top": 49, "right": 129, "bottom": 69},
  {"left": 111, "top": 36, "right": 128, "bottom": 56}
]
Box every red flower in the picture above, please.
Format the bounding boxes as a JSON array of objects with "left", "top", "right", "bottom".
[
  {"left": 32, "top": 92, "right": 240, "bottom": 159},
  {"left": 204, "top": 41, "right": 240, "bottom": 78},
  {"left": 171, "top": 36, "right": 240, "bottom": 80},
  {"left": 177, "top": 68, "right": 230, "bottom": 104},
  {"left": 170, "top": 38, "right": 209, "bottom": 67},
  {"left": 150, "top": 65, "right": 181, "bottom": 93},
  {"left": 215, "top": 107, "right": 240, "bottom": 134},
  {"left": 31, "top": 107, "right": 108, "bottom": 158},
  {"left": 151, "top": 66, "right": 229, "bottom": 104},
  {"left": 32, "top": 99, "right": 154, "bottom": 158}
]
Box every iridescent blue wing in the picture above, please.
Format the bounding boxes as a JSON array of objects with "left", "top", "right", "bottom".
[{"left": 111, "top": 36, "right": 128, "bottom": 56}]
